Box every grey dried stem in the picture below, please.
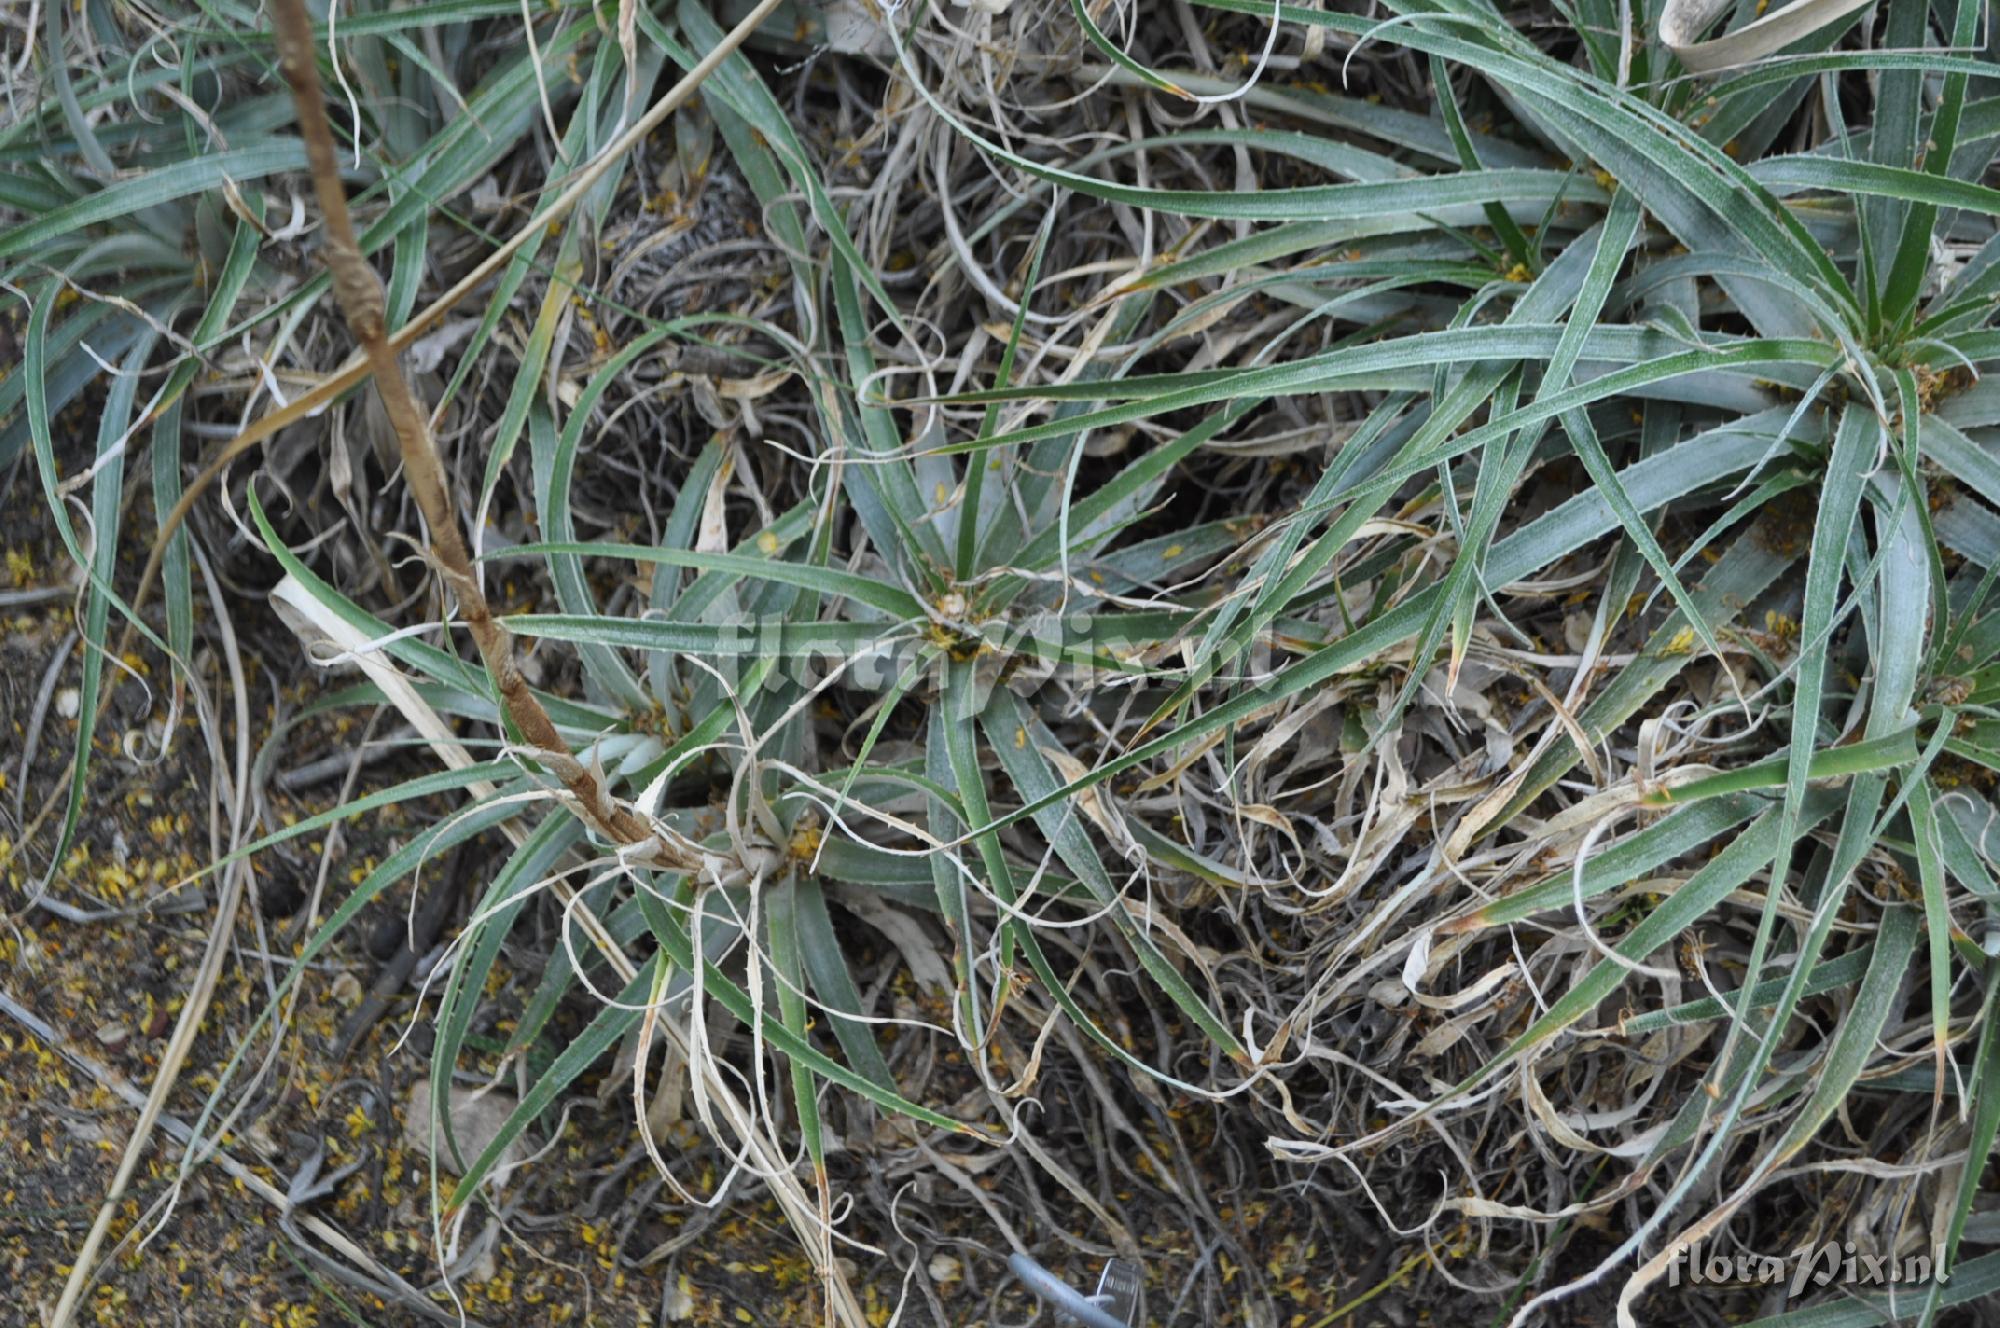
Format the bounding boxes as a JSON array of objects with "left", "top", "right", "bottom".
[{"left": 267, "top": 0, "right": 662, "bottom": 855}]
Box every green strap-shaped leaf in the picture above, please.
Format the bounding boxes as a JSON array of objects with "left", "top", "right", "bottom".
[
  {"left": 793, "top": 876, "right": 898, "bottom": 1092},
  {"left": 981, "top": 690, "right": 1247, "bottom": 1060},
  {"left": 507, "top": 543, "right": 926, "bottom": 620},
  {"left": 0, "top": 141, "right": 306, "bottom": 259},
  {"left": 430, "top": 814, "right": 583, "bottom": 1169}
]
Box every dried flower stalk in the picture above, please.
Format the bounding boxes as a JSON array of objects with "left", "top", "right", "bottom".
[
  {"left": 15, "top": 0, "right": 790, "bottom": 870},
  {"left": 269, "top": 0, "right": 661, "bottom": 852}
]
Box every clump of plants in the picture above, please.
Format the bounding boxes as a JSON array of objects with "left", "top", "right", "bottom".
[{"left": 9, "top": 0, "right": 2000, "bottom": 1323}]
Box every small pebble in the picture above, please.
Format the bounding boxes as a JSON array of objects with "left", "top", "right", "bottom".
[{"left": 402, "top": 1078, "right": 525, "bottom": 1181}]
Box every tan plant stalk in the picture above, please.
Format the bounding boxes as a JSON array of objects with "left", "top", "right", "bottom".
[
  {"left": 4, "top": 0, "right": 786, "bottom": 878},
  {"left": 268, "top": 0, "right": 661, "bottom": 853},
  {"left": 46, "top": 546, "right": 257, "bottom": 1328}
]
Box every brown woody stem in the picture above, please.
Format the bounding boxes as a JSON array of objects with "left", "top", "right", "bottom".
[
  {"left": 7, "top": 0, "right": 785, "bottom": 878},
  {"left": 269, "top": 0, "right": 657, "bottom": 850}
]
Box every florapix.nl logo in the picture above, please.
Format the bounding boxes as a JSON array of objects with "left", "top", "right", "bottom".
[{"left": 1668, "top": 1240, "right": 1950, "bottom": 1298}]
